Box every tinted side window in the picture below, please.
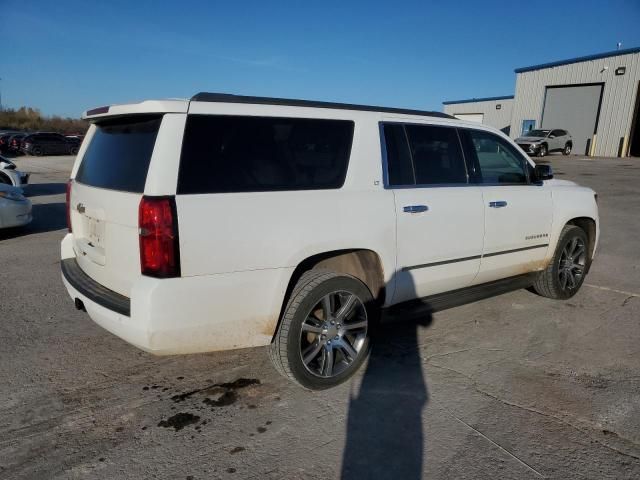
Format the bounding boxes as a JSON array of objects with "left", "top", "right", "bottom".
[
  {"left": 404, "top": 125, "right": 467, "bottom": 185},
  {"left": 466, "top": 130, "right": 528, "bottom": 184},
  {"left": 178, "top": 115, "right": 354, "bottom": 194},
  {"left": 383, "top": 124, "right": 414, "bottom": 186},
  {"left": 75, "top": 115, "right": 161, "bottom": 193}
]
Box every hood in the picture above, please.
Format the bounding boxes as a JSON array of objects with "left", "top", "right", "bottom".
[
  {"left": 516, "top": 136, "right": 545, "bottom": 143},
  {"left": 544, "top": 178, "right": 578, "bottom": 186}
]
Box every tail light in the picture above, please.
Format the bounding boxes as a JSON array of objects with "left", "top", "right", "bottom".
[
  {"left": 138, "top": 196, "right": 180, "bottom": 278},
  {"left": 66, "top": 180, "right": 73, "bottom": 232}
]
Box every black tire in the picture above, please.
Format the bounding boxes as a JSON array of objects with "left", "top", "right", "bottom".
[
  {"left": 0, "top": 173, "right": 12, "bottom": 185},
  {"left": 269, "top": 269, "right": 373, "bottom": 390},
  {"left": 532, "top": 225, "right": 589, "bottom": 299},
  {"left": 32, "top": 146, "right": 43, "bottom": 156},
  {"left": 538, "top": 143, "right": 547, "bottom": 157},
  {"left": 563, "top": 143, "right": 572, "bottom": 155},
  {"left": 70, "top": 146, "right": 79, "bottom": 155}
]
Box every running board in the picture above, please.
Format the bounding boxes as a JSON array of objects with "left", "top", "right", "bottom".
[{"left": 382, "top": 273, "right": 538, "bottom": 323}]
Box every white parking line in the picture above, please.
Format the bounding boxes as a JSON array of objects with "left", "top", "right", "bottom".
[{"left": 585, "top": 284, "right": 640, "bottom": 297}]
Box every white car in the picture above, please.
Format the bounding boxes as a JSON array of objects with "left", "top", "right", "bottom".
[
  {"left": 0, "top": 183, "right": 32, "bottom": 229},
  {"left": 61, "top": 94, "right": 599, "bottom": 389},
  {"left": 0, "top": 155, "right": 30, "bottom": 187}
]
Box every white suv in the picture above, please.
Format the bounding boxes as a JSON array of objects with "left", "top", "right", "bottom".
[{"left": 61, "top": 93, "right": 599, "bottom": 389}]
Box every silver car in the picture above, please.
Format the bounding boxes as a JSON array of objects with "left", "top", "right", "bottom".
[
  {"left": 0, "top": 155, "right": 30, "bottom": 187},
  {"left": 515, "top": 129, "right": 572, "bottom": 157}
]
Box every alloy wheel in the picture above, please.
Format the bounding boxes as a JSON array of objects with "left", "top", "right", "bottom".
[
  {"left": 558, "top": 237, "right": 586, "bottom": 292},
  {"left": 299, "top": 290, "right": 368, "bottom": 378}
]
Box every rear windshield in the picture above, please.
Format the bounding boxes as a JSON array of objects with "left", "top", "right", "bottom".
[
  {"left": 75, "top": 115, "right": 161, "bottom": 193},
  {"left": 177, "top": 115, "right": 354, "bottom": 194}
]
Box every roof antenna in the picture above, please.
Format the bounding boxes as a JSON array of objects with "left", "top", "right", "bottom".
[{"left": 617, "top": 41, "right": 623, "bottom": 50}]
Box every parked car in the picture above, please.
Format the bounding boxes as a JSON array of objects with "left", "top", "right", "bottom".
[
  {"left": 7, "top": 133, "right": 27, "bottom": 154},
  {"left": 0, "top": 155, "right": 30, "bottom": 187},
  {"left": 0, "top": 132, "right": 21, "bottom": 153},
  {"left": 22, "top": 132, "right": 80, "bottom": 156},
  {"left": 0, "top": 183, "right": 32, "bottom": 229},
  {"left": 61, "top": 94, "right": 599, "bottom": 390},
  {"left": 515, "top": 129, "right": 572, "bottom": 157}
]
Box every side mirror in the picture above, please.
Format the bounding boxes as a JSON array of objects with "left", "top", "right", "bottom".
[{"left": 535, "top": 164, "right": 553, "bottom": 181}]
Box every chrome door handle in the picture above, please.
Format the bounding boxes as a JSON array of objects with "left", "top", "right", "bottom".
[
  {"left": 403, "top": 205, "right": 429, "bottom": 213},
  {"left": 489, "top": 201, "right": 508, "bottom": 208}
]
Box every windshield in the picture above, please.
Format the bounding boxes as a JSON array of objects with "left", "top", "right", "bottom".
[{"left": 524, "top": 130, "right": 550, "bottom": 137}]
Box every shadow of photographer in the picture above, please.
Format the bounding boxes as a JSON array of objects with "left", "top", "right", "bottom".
[{"left": 341, "top": 273, "right": 432, "bottom": 479}]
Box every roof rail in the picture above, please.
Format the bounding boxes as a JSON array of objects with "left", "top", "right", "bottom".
[{"left": 190, "top": 92, "right": 454, "bottom": 119}]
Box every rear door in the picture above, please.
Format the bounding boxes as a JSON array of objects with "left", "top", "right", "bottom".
[
  {"left": 384, "top": 122, "right": 485, "bottom": 304},
  {"left": 460, "top": 128, "right": 552, "bottom": 284},
  {"left": 69, "top": 115, "right": 164, "bottom": 297}
]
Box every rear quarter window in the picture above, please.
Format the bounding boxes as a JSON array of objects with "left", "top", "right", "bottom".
[
  {"left": 75, "top": 116, "right": 161, "bottom": 193},
  {"left": 177, "top": 115, "right": 354, "bottom": 194}
]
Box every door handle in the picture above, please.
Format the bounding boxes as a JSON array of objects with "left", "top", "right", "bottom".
[
  {"left": 403, "top": 205, "right": 429, "bottom": 213},
  {"left": 489, "top": 201, "right": 508, "bottom": 208}
]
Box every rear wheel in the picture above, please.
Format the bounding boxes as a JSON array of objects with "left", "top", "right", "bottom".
[
  {"left": 269, "top": 269, "right": 373, "bottom": 390},
  {"left": 70, "top": 146, "right": 79, "bottom": 155},
  {"left": 0, "top": 173, "right": 12, "bottom": 185},
  {"left": 538, "top": 143, "right": 547, "bottom": 157},
  {"left": 563, "top": 143, "right": 572, "bottom": 155},
  {"left": 532, "top": 225, "right": 589, "bottom": 299}
]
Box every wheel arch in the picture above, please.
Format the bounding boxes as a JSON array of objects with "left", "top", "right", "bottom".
[
  {"left": 566, "top": 216, "right": 596, "bottom": 269},
  {"left": 0, "top": 170, "right": 16, "bottom": 186},
  {"left": 271, "top": 249, "right": 385, "bottom": 341}
]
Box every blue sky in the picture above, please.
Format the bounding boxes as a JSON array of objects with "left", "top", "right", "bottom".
[{"left": 3, "top": 0, "right": 639, "bottom": 118}]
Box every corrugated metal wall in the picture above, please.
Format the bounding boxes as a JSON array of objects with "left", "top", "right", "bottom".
[
  {"left": 444, "top": 99, "right": 514, "bottom": 133},
  {"left": 510, "top": 51, "right": 640, "bottom": 157}
]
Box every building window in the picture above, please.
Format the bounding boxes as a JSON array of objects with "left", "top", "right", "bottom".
[{"left": 521, "top": 120, "right": 536, "bottom": 135}]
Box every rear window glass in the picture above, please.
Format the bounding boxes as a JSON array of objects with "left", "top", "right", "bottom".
[
  {"left": 177, "top": 115, "right": 354, "bottom": 194},
  {"left": 75, "top": 116, "right": 161, "bottom": 193}
]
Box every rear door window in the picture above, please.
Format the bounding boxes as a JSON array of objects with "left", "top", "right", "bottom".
[
  {"left": 75, "top": 115, "right": 161, "bottom": 193},
  {"left": 177, "top": 115, "right": 354, "bottom": 194}
]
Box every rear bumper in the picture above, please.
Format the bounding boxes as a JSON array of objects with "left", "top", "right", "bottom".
[
  {"left": 62, "top": 258, "right": 130, "bottom": 315},
  {"left": 60, "top": 234, "right": 293, "bottom": 355}
]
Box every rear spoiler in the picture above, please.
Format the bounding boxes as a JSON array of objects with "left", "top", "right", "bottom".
[{"left": 83, "top": 99, "right": 189, "bottom": 121}]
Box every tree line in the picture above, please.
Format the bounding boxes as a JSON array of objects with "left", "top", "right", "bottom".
[{"left": 0, "top": 107, "right": 88, "bottom": 134}]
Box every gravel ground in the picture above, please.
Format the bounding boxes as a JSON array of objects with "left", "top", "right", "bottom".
[{"left": 1, "top": 154, "right": 639, "bottom": 480}]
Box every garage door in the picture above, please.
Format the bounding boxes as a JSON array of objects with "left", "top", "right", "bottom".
[
  {"left": 541, "top": 84, "right": 603, "bottom": 155},
  {"left": 454, "top": 113, "right": 484, "bottom": 123}
]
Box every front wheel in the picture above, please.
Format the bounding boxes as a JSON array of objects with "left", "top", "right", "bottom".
[
  {"left": 563, "top": 143, "right": 572, "bottom": 155},
  {"left": 269, "top": 269, "right": 373, "bottom": 390},
  {"left": 532, "top": 225, "right": 589, "bottom": 299},
  {"left": 538, "top": 144, "right": 547, "bottom": 157},
  {"left": 32, "top": 146, "right": 43, "bottom": 156}
]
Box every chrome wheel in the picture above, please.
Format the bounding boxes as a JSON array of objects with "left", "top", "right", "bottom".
[
  {"left": 299, "top": 290, "right": 368, "bottom": 378},
  {"left": 564, "top": 144, "right": 571, "bottom": 155},
  {"left": 558, "top": 236, "right": 586, "bottom": 292}
]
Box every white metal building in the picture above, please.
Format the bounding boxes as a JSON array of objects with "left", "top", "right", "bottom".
[
  {"left": 443, "top": 47, "right": 640, "bottom": 157},
  {"left": 443, "top": 96, "right": 514, "bottom": 134}
]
